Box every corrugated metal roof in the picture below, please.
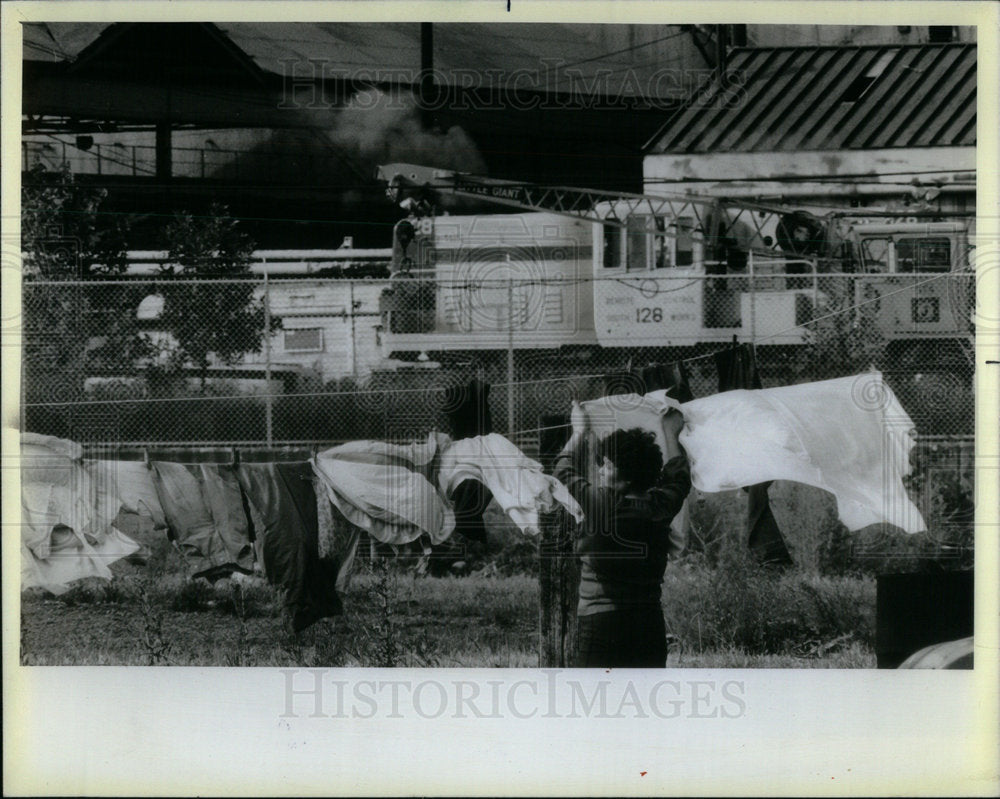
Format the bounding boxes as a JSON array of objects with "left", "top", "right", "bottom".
[
  {"left": 646, "top": 44, "right": 976, "bottom": 153},
  {"left": 24, "top": 22, "right": 702, "bottom": 99}
]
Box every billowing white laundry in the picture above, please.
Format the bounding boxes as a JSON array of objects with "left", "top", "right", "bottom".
[
  {"left": 20, "top": 433, "right": 140, "bottom": 593},
  {"left": 326, "top": 431, "right": 452, "bottom": 469},
  {"left": 582, "top": 373, "right": 925, "bottom": 534},
  {"left": 671, "top": 372, "right": 924, "bottom": 533},
  {"left": 313, "top": 441, "right": 455, "bottom": 546},
  {"left": 437, "top": 434, "right": 583, "bottom": 535}
]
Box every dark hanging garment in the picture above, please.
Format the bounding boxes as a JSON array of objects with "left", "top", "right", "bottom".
[
  {"left": 538, "top": 413, "right": 572, "bottom": 471},
  {"left": 236, "top": 462, "right": 343, "bottom": 631},
  {"left": 444, "top": 379, "right": 493, "bottom": 441},
  {"left": 449, "top": 479, "right": 492, "bottom": 543},
  {"left": 714, "top": 345, "right": 794, "bottom": 568},
  {"left": 640, "top": 362, "right": 695, "bottom": 402},
  {"left": 443, "top": 378, "right": 494, "bottom": 538},
  {"left": 714, "top": 343, "right": 763, "bottom": 392}
]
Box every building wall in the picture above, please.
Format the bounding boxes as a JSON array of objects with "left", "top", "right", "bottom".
[
  {"left": 259, "top": 280, "right": 387, "bottom": 381},
  {"left": 643, "top": 147, "right": 976, "bottom": 214}
]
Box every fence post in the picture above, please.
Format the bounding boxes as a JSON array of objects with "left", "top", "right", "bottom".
[
  {"left": 812, "top": 258, "right": 819, "bottom": 315},
  {"left": 264, "top": 272, "right": 274, "bottom": 447},
  {"left": 507, "top": 277, "right": 515, "bottom": 438},
  {"left": 748, "top": 250, "right": 756, "bottom": 341},
  {"left": 349, "top": 280, "right": 357, "bottom": 376}
]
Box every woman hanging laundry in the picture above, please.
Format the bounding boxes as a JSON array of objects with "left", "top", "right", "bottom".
[{"left": 555, "top": 401, "right": 690, "bottom": 668}]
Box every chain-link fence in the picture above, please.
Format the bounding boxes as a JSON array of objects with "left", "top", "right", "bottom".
[{"left": 21, "top": 271, "right": 975, "bottom": 453}]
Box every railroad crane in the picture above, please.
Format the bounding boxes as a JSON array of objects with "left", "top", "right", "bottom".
[{"left": 374, "top": 163, "right": 973, "bottom": 363}]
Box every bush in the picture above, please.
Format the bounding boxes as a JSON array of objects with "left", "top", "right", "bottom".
[{"left": 664, "top": 543, "right": 875, "bottom": 654}]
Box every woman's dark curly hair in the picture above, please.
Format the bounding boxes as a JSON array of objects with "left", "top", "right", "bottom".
[{"left": 597, "top": 428, "right": 663, "bottom": 492}]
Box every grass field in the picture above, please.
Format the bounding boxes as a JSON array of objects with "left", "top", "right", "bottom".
[{"left": 20, "top": 556, "right": 876, "bottom": 668}]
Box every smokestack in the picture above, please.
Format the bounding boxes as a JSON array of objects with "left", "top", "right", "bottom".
[{"left": 420, "top": 22, "right": 434, "bottom": 129}]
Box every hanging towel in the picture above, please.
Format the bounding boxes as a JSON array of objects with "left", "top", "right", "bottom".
[
  {"left": 20, "top": 433, "right": 139, "bottom": 593},
  {"left": 580, "top": 394, "right": 684, "bottom": 463},
  {"left": 327, "top": 430, "right": 452, "bottom": 471},
  {"left": 236, "top": 462, "right": 343, "bottom": 631},
  {"left": 581, "top": 373, "right": 924, "bottom": 533},
  {"left": 437, "top": 434, "right": 583, "bottom": 536}
]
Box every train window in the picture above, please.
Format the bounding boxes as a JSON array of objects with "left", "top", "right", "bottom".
[
  {"left": 860, "top": 238, "right": 890, "bottom": 272},
  {"left": 897, "top": 238, "right": 951, "bottom": 272},
  {"left": 653, "top": 217, "right": 672, "bottom": 269},
  {"left": 627, "top": 216, "right": 649, "bottom": 271},
  {"left": 603, "top": 222, "right": 622, "bottom": 269}
]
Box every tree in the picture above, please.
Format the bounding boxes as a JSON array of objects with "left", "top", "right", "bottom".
[
  {"left": 157, "top": 203, "right": 281, "bottom": 390},
  {"left": 21, "top": 163, "right": 148, "bottom": 408}
]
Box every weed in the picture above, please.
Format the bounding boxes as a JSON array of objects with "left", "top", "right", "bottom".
[{"left": 136, "top": 578, "right": 173, "bottom": 665}]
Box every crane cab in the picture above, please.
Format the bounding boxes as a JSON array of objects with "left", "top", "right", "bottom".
[
  {"left": 590, "top": 201, "right": 820, "bottom": 347},
  {"left": 849, "top": 221, "right": 973, "bottom": 339}
]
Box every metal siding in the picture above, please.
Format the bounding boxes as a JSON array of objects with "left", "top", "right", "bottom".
[
  {"left": 938, "top": 97, "right": 977, "bottom": 147},
  {"left": 892, "top": 53, "right": 974, "bottom": 145},
  {"left": 738, "top": 48, "right": 838, "bottom": 152},
  {"left": 866, "top": 46, "right": 967, "bottom": 148},
  {"left": 788, "top": 48, "right": 885, "bottom": 151},
  {"left": 714, "top": 49, "right": 804, "bottom": 152},
  {"left": 854, "top": 47, "right": 953, "bottom": 149},
  {"left": 648, "top": 44, "right": 976, "bottom": 153},
  {"left": 914, "top": 79, "right": 974, "bottom": 148},
  {"left": 831, "top": 47, "right": 923, "bottom": 149}
]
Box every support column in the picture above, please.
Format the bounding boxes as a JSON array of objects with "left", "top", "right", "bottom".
[{"left": 155, "top": 121, "right": 172, "bottom": 180}]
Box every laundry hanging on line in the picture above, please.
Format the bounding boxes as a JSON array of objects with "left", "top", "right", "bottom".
[
  {"left": 582, "top": 372, "right": 925, "bottom": 534},
  {"left": 236, "top": 462, "right": 344, "bottom": 632},
  {"left": 20, "top": 433, "right": 140, "bottom": 594},
  {"left": 151, "top": 462, "right": 256, "bottom": 580},
  {"left": 437, "top": 434, "right": 584, "bottom": 536},
  {"left": 714, "top": 344, "right": 794, "bottom": 567},
  {"left": 86, "top": 459, "right": 168, "bottom": 531},
  {"left": 313, "top": 432, "right": 457, "bottom": 547},
  {"left": 444, "top": 378, "right": 497, "bottom": 541}
]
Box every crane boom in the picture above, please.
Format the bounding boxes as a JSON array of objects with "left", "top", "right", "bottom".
[{"left": 375, "top": 162, "right": 794, "bottom": 250}]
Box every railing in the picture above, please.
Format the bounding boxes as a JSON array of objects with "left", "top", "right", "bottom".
[{"left": 22, "top": 140, "right": 337, "bottom": 182}]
